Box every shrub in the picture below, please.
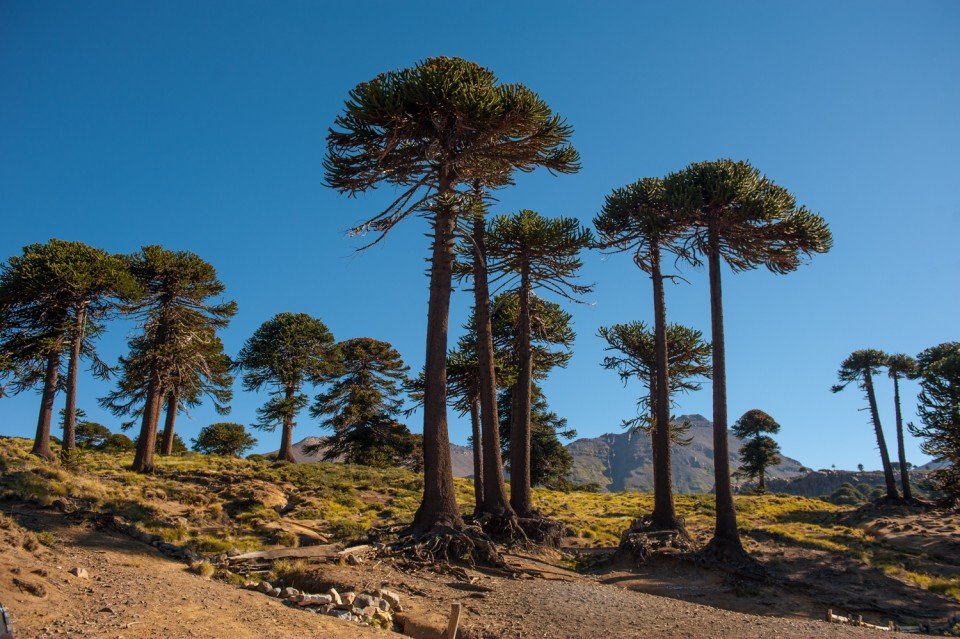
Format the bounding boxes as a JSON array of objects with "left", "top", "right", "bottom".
[{"left": 191, "top": 423, "right": 257, "bottom": 457}]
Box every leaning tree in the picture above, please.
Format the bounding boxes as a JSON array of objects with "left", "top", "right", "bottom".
[
  {"left": 594, "top": 177, "right": 699, "bottom": 532},
  {"left": 236, "top": 312, "right": 334, "bottom": 463},
  {"left": 886, "top": 353, "right": 918, "bottom": 501},
  {"left": 832, "top": 349, "right": 900, "bottom": 500},
  {"left": 119, "top": 246, "right": 236, "bottom": 473},
  {"left": 667, "top": 159, "right": 832, "bottom": 559},
  {"left": 731, "top": 409, "right": 782, "bottom": 494},
  {"left": 485, "top": 211, "right": 592, "bottom": 518},
  {"left": 325, "top": 57, "right": 579, "bottom": 541},
  {"left": 910, "top": 343, "right": 960, "bottom": 505}
]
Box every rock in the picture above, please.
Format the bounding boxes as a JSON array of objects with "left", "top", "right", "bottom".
[
  {"left": 353, "top": 593, "right": 376, "bottom": 609},
  {"left": 359, "top": 605, "right": 377, "bottom": 619},
  {"left": 377, "top": 598, "right": 390, "bottom": 612},
  {"left": 327, "top": 588, "right": 343, "bottom": 605},
  {"left": 243, "top": 581, "right": 258, "bottom": 590},
  {"left": 69, "top": 567, "right": 89, "bottom": 579},
  {"left": 346, "top": 553, "right": 363, "bottom": 566},
  {"left": 257, "top": 581, "right": 274, "bottom": 594},
  {"left": 377, "top": 588, "right": 402, "bottom": 611},
  {"left": 372, "top": 609, "right": 393, "bottom": 628},
  {"left": 343, "top": 591, "right": 356, "bottom": 605},
  {"left": 327, "top": 609, "right": 352, "bottom": 620},
  {"left": 270, "top": 588, "right": 282, "bottom": 598},
  {"left": 298, "top": 594, "right": 333, "bottom": 606},
  {"left": 281, "top": 587, "right": 299, "bottom": 599}
]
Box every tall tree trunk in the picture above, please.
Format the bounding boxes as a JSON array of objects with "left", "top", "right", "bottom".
[
  {"left": 277, "top": 386, "right": 297, "bottom": 462},
  {"left": 470, "top": 211, "right": 514, "bottom": 518},
  {"left": 62, "top": 304, "right": 87, "bottom": 454},
  {"left": 758, "top": 466, "right": 766, "bottom": 493},
  {"left": 705, "top": 229, "right": 744, "bottom": 554},
  {"left": 650, "top": 245, "right": 679, "bottom": 530},
  {"left": 865, "top": 371, "right": 899, "bottom": 500},
  {"left": 510, "top": 265, "right": 534, "bottom": 517},
  {"left": 892, "top": 374, "right": 912, "bottom": 501},
  {"left": 160, "top": 391, "right": 179, "bottom": 456},
  {"left": 132, "top": 373, "right": 163, "bottom": 472},
  {"left": 31, "top": 349, "right": 61, "bottom": 461},
  {"left": 411, "top": 192, "right": 463, "bottom": 532},
  {"left": 469, "top": 398, "right": 485, "bottom": 516}
]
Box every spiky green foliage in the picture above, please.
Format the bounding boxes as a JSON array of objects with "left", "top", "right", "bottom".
[
  {"left": 832, "top": 349, "right": 899, "bottom": 500},
  {"left": 311, "top": 337, "right": 418, "bottom": 469},
  {"left": 910, "top": 343, "right": 960, "bottom": 504},
  {"left": 74, "top": 421, "right": 112, "bottom": 450},
  {"left": 598, "top": 321, "right": 710, "bottom": 436},
  {"left": 731, "top": 409, "right": 782, "bottom": 493},
  {"left": 490, "top": 292, "right": 574, "bottom": 375},
  {"left": 236, "top": 313, "right": 334, "bottom": 462},
  {"left": 498, "top": 383, "right": 575, "bottom": 489},
  {"left": 191, "top": 423, "right": 257, "bottom": 457}
]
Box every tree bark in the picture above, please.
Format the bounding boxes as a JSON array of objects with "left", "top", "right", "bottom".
[
  {"left": 758, "top": 466, "right": 766, "bottom": 493},
  {"left": 410, "top": 189, "right": 464, "bottom": 532},
  {"left": 865, "top": 371, "right": 900, "bottom": 500},
  {"left": 62, "top": 304, "right": 87, "bottom": 454},
  {"left": 277, "top": 386, "right": 297, "bottom": 462},
  {"left": 705, "top": 229, "right": 744, "bottom": 554},
  {"left": 650, "top": 244, "right": 679, "bottom": 530},
  {"left": 470, "top": 211, "right": 514, "bottom": 518},
  {"left": 469, "top": 397, "right": 485, "bottom": 516},
  {"left": 892, "top": 375, "right": 912, "bottom": 501},
  {"left": 31, "top": 349, "right": 61, "bottom": 461},
  {"left": 159, "top": 391, "right": 179, "bottom": 456},
  {"left": 132, "top": 373, "right": 162, "bottom": 473},
  {"left": 510, "top": 263, "right": 534, "bottom": 517}
]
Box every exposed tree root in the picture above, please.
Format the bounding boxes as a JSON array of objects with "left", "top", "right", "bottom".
[
  {"left": 473, "top": 512, "right": 564, "bottom": 548},
  {"left": 695, "top": 536, "right": 766, "bottom": 579},
  {"left": 517, "top": 514, "right": 564, "bottom": 548},
  {"left": 389, "top": 522, "right": 506, "bottom": 568},
  {"left": 616, "top": 515, "right": 696, "bottom": 564}
]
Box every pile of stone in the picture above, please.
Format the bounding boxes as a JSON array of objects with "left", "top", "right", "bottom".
[{"left": 250, "top": 581, "right": 403, "bottom": 629}]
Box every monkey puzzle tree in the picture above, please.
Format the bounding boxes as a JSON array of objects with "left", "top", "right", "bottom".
[
  {"left": 832, "top": 349, "right": 899, "bottom": 500},
  {"left": 119, "top": 246, "right": 236, "bottom": 473},
  {"left": 667, "top": 159, "right": 832, "bottom": 558},
  {"left": 910, "top": 343, "right": 960, "bottom": 505},
  {"left": 311, "top": 337, "right": 418, "bottom": 469},
  {"left": 498, "top": 383, "right": 576, "bottom": 490},
  {"left": 886, "top": 353, "right": 918, "bottom": 501},
  {"left": 595, "top": 178, "right": 697, "bottom": 532},
  {"left": 236, "top": 312, "right": 334, "bottom": 463},
  {"left": 325, "top": 57, "right": 579, "bottom": 539},
  {"left": 445, "top": 347, "right": 485, "bottom": 513},
  {"left": 191, "top": 422, "right": 257, "bottom": 458},
  {"left": 731, "top": 409, "right": 782, "bottom": 494}
]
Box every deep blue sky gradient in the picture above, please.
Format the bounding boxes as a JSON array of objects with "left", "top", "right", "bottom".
[{"left": 1, "top": 1, "right": 958, "bottom": 470}]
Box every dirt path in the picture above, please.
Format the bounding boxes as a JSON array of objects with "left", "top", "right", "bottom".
[{"left": 0, "top": 505, "right": 926, "bottom": 639}]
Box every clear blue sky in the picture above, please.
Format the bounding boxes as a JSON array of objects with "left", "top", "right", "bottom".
[{"left": 1, "top": 1, "right": 957, "bottom": 471}]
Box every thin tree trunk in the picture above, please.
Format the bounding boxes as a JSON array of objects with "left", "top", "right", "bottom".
[
  {"left": 470, "top": 210, "right": 514, "bottom": 518},
  {"left": 650, "top": 245, "right": 679, "bottom": 530},
  {"left": 865, "top": 371, "right": 899, "bottom": 500},
  {"left": 510, "top": 265, "right": 534, "bottom": 517},
  {"left": 892, "top": 375, "right": 912, "bottom": 501},
  {"left": 705, "top": 229, "right": 744, "bottom": 554},
  {"left": 277, "top": 386, "right": 297, "bottom": 462},
  {"left": 160, "top": 391, "right": 179, "bottom": 456},
  {"left": 411, "top": 191, "right": 463, "bottom": 532},
  {"left": 62, "top": 304, "right": 87, "bottom": 454},
  {"left": 469, "top": 398, "right": 485, "bottom": 516},
  {"left": 31, "top": 349, "right": 61, "bottom": 461},
  {"left": 758, "top": 466, "right": 766, "bottom": 493},
  {"left": 132, "top": 374, "right": 162, "bottom": 472}
]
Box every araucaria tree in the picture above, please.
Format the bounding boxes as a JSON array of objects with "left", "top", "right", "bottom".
[
  {"left": 191, "top": 422, "right": 257, "bottom": 457},
  {"left": 598, "top": 321, "right": 710, "bottom": 531},
  {"left": 886, "top": 353, "right": 918, "bottom": 501},
  {"left": 731, "top": 409, "right": 782, "bottom": 494},
  {"left": 909, "top": 343, "right": 960, "bottom": 505},
  {"left": 236, "top": 313, "right": 334, "bottom": 463},
  {"left": 832, "top": 349, "right": 899, "bottom": 500},
  {"left": 485, "top": 211, "right": 592, "bottom": 518},
  {"left": 0, "top": 240, "right": 138, "bottom": 460},
  {"left": 325, "top": 56, "right": 579, "bottom": 541},
  {"left": 595, "top": 177, "right": 699, "bottom": 532},
  {"left": 117, "top": 247, "right": 236, "bottom": 473},
  {"left": 668, "top": 159, "right": 832, "bottom": 559},
  {"left": 444, "top": 346, "right": 486, "bottom": 514},
  {"left": 311, "top": 337, "right": 418, "bottom": 469}
]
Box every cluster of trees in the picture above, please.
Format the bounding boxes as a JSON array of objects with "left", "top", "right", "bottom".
[{"left": 833, "top": 345, "right": 960, "bottom": 505}]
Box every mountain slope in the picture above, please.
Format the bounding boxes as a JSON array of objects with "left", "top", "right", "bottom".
[{"left": 565, "top": 414, "right": 806, "bottom": 493}]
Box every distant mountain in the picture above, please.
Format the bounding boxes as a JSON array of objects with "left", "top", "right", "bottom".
[
  {"left": 918, "top": 459, "right": 948, "bottom": 471},
  {"left": 565, "top": 414, "right": 807, "bottom": 493}
]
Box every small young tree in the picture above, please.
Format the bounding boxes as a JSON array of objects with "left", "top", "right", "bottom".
[
  {"left": 731, "top": 409, "right": 782, "bottom": 493},
  {"left": 236, "top": 313, "right": 335, "bottom": 463},
  {"left": 498, "top": 383, "right": 576, "bottom": 490},
  {"left": 832, "top": 349, "right": 900, "bottom": 500},
  {"left": 325, "top": 56, "right": 579, "bottom": 541},
  {"left": 667, "top": 159, "right": 832, "bottom": 559},
  {"left": 99, "top": 433, "right": 135, "bottom": 453},
  {"left": 191, "top": 423, "right": 257, "bottom": 457},
  {"left": 886, "top": 353, "right": 918, "bottom": 501},
  {"left": 311, "top": 337, "right": 418, "bottom": 469},
  {"left": 485, "top": 210, "right": 592, "bottom": 518},
  {"left": 75, "top": 421, "right": 112, "bottom": 450},
  {"left": 909, "top": 343, "right": 960, "bottom": 505}
]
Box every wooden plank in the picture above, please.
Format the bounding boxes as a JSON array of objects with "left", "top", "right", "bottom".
[
  {"left": 445, "top": 603, "right": 462, "bottom": 639},
  {"left": 228, "top": 544, "right": 341, "bottom": 562}
]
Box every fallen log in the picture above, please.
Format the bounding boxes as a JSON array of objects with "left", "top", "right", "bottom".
[
  {"left": 825, "top": 609, "right": 895, "bottom": 631},
  {"left": 228, "top": 544, "right": 341, "bottom": 562}
]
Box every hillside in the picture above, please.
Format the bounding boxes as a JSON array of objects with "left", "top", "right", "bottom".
[{"left": 566, "top": 414, "right": 807, "bottom": 492}]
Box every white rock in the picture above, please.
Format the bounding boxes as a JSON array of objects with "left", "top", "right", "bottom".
[
  {"left": 69, "top": 567, "right": 89, "bottom": 579},
  {"left": 327, "top": 588, "right": 343, "bottom": 605},
  {"left": 377, "top": 588, "right": 401, "bottom": 611}
]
